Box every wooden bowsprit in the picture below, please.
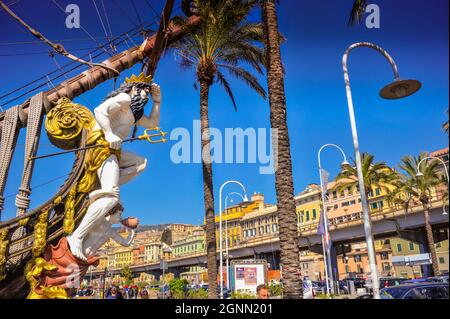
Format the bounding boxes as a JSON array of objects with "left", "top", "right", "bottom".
[{"left": 29, "top": 128, "right": 168, "bottom": 161}]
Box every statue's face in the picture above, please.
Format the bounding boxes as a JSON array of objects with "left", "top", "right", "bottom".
[
  {"left": 131, "top": 86, "right": 151, "bottom": 100},
  {"left": 106, "top": 206, "right": 123, "bottom": 224}
]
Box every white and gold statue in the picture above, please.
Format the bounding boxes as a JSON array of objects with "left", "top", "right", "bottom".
[{"left": 67, "top": 73, "right": 162, "bottom": 261}]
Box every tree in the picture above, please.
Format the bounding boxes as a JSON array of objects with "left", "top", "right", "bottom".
[
  {"left": 121, "top": 266, "right": 133, "bottom": 286},
  {"left": 172, "top": 0, "right": 266, "bottom": 299},
  {"left": 348, "top": 0, "right": 368, "bottom": 26},
  {"left": 443, "top": 108, "right": 449, "bottom": 135},
  {"left": 393, "top": 153, "right": 443, "bottom": 276},
  {"left": 336, "top": 153, "right": 398, "bottom": 197},
  {"left": 260, "top": 0, "right": 302, "bottom": 298},
  {"left": 169, "top": 278, "right": 189, "bottom": 299}
]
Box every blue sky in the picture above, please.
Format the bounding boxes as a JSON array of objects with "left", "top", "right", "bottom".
[{"left": 0, "top": 0, "right": 448, "bottom": 225}]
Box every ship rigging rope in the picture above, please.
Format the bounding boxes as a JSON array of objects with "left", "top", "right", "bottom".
[
  {"left": 51, "top": 0, "right": 114, "bottom": 57},
  {"left": 0, "top": 24, "right": 151, "bottom": 102},
  {"left": 92, "top": 0, "right": 110, "bottom": 42},
  {"left": 100, "top": 0, "right": 116, "bottom": 53},
  {"left": 0, "top": 2, "right": 182, "bottom": 107},
  {"left": 0, "top": 0, "right": 120, "bottom": 76}
]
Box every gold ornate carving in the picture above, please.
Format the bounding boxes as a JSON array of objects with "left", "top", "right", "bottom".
[
  {"left": 0, "top": 229, "right": 10, "bottom": 281},
  {"left": 19, "top": 217, "right": 30, "bottom": 227},
  {"left": 63, "top": 186, "right": 77, "bottom": 235},
  {"left": 77, "top": 130, "right": 119, "bottom": 194},
  {"left": 32, "top": 210, "right": 49, "bottom": 257},
  {"left": 25, "top": 258, "right": 68, "bottom": 299},
  {"left": 45, "top": 97, "right": 96, "bottom": 150},
  {"left": 125, "top": 72, "right": 153, "bottom": 84}
]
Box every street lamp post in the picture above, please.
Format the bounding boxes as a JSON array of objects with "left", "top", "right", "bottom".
[
  {"left": 219, "top": 180, "right": 248, "bottom": 299},
  {"left": 102, "top": 267, "right": 107, "bottom": 299},
  {"left": 342, "top": 42, "right": 422, "bottom": 299},
  {"left": 318, "top": 144, "right": 349, "bottom": 295},
  {"left": 416, "top": 156, "right": 450, "bottom": 215},
  {"left": 224, "top": 192, "right": 245, "bottom": 291}
]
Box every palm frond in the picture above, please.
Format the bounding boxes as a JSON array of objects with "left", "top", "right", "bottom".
[
  {"left": 348, "top": 0, "right": 367, "bottom": 27},
  {"left": 216, "top": 71, "right": 238, "bottom": 111}
]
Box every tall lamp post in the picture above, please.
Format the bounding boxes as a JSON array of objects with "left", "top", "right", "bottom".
[
  {"left": 219, "top": 180, "right": 248, "bottom": 299},
  {"left": 416, "top": 156, "right": 450, "bottom": 215},
  {"left": 224, "top": 192, "right": 246, "bottom": 290},
  {"left": 318, "top": 144, "right": 349, "bottom": 295},
  {"left": 342, "top": 42, "right": 422, "bottom": 299}
]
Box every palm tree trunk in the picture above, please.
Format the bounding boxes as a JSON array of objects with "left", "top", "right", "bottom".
[
  {"left": 261, "top": 0, "right": 303, "bottom": 299},
  {"left": 423, "top": 204, "right": 440, "bottom": 276},
  {"left": 199, "top": 80, "right": 218, "bottom": 299}
]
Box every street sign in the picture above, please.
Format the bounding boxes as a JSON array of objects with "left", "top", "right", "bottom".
[{"left": 160, "top": 260, "right": 168, "bottom": 270}]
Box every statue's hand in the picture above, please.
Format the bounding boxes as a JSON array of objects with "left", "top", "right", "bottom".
[
  {"left": 151, "top": 83, "right": 162, "bottom": 104},
  {"left": 105, "top": 132, "right": 122, "bottom": 150}
]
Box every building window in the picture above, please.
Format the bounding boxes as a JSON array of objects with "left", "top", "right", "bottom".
[
  {"left": 347, "top": 187, "right": 353, "bottom": 196},
  {"left": 397, "top": 244, "right": 403, "bottom": 252},
  {"left": 312, "top": 209, "right": 317, "bottom": 220},
  {"left": 375, "top": 188, "right": 381, "bottom": 196},
  {"left": 305, "top": 211, "right": 310, "bottom": 222},
  {"left": 354, "top": 255, "right": 362, "bottom": 262},
  {"left": 332, "top": 191, "right": 337, "bottom": 199},
  {"left": 439, "top": 257, "right": 445, "bottom": 264},
  {"left": 409, "top": 243, "right": 415, "bottom": 251},
  {"left": 357, "top": 265, "right": 363, "bottom": 273},
  {"left": 380, "top": 252, "right": 389, "bottom": 260}
]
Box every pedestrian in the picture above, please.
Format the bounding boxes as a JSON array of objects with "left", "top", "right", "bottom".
[
  {"left": 106, "top": 287, "right": 118, "bottom": 299},
  {"left": 141, "top": 289, "right": 149, "bottom": 299},
  {"left": 256, "top": 284, "right": 270, "bottom": 300}
]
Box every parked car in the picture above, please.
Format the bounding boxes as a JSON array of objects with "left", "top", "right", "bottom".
[
  {"left": 380, "top": 283, "right": 449, "bottom": 299},
  {"left": 425, "top": 276, "right": 449, "bottom": 283},
  {"left": 379, "top": 277, "right": 409, "bottom": 288},
  {"left": 343, "top": 277, "right": 366, "bottom": 289},
  {"left": 337, "top": 280, "right": 350, "bottom": 294}
]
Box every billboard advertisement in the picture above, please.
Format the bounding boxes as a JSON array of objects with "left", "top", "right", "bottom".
[{"left": 230, "top": 260, "right": 268, "bottom": 293}]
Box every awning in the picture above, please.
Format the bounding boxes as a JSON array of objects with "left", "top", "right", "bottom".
[{"left": 392, "top": 254, "right": 432, "bottom": 266}]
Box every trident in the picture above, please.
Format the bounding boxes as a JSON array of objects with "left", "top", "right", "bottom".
[{"left": 30, "top": 127, "right": 168, "bottom": 161}]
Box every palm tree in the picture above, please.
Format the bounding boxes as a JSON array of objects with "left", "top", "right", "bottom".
[
  {"left": 260, "top": 0, "right": 303, "bottom": 299},
  {"left": 171, "top": 0, "right": 266, "bottom": 299},
  {"left": 395, "top": 153, "right": 442, "bottom": 276},
  {"left": 336, "top": 153, "right": 398, "bottom": 198},
  {"left": 348, "top": 0, "right": 368, "bottom": 26},
  {"left": 443, "top": 108, "right": 449, "bottom": 135}
]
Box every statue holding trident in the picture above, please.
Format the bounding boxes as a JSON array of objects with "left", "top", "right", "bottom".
[{"left": 67, "top": 73, "right": 162, "bottom": 261}]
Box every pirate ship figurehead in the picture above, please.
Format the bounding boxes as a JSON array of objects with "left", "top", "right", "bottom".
[{"left": 67, "top": 72, "right": 163, "bottom": 262}]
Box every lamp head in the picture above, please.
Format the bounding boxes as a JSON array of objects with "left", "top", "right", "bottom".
[
  {"left": 416, "top": 171, "right": 424, "bottom": 178},
  {"left": 243, "top": 195, "right": 249, "bottom": 202},
  {"left": 341, "top": 160, "right": 351, "bottom": 168},
  {"left": 380, "top": 79, "right": 422, "bottom": 99}
]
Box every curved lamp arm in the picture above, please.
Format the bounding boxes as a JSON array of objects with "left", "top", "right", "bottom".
[
  {"left": 417, "top": 156, "right": 450, "bottom": 183},
  {"left": 343, "top": 42, "right": 400, "bottom": 84}
]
